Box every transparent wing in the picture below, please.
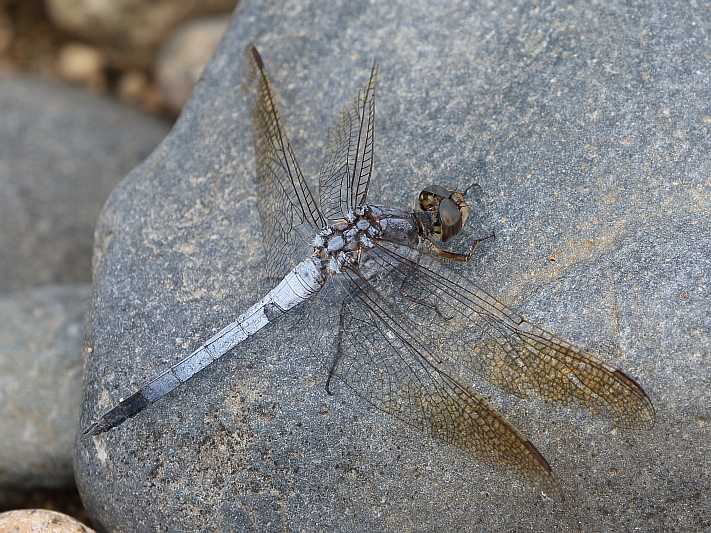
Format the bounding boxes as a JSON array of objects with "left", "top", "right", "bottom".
[
  {"left": 329, "top": 267, "right": 555, "bottom": 485},
  {"left": 328, "top": 240, "right": 655, "bottom": 483},
  {"left": 362, "top": 242, "right": 656, "bottom": 430},
  {"left": 318, "top": 61, "right": 378, "bottom": 223},
  {"left": 248, "top": 46, "right": 325, "bottom": 282}
]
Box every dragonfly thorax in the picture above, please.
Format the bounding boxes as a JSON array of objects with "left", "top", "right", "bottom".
[{"left": 313, "top": 206, "right": 382, "bottom": 275}]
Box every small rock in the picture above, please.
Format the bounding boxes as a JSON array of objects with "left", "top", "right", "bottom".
[
  {"left": 0, "top": 77, "right": 169, "bottom": 292},
  {"left": 116, "top": 69, "right": 148, "bottom": 104},
  {"left": 156, "top": 16, "right": 231, "bottom": 112},
  {"left": 0, "top": 285, "right": 89, "bottom": 493},
  {"left": 46, "top": 0, "right": 237, "bottom": 68},
  {"left": 0, "top": 11, "right": 13, "bottom": 54},
  {"left": 117, "top": 70, "right": 167, "bottom": 115},
  {"left": 56, "top": 43, "right": 106, "bottom": 91},
  {"left": 0, "top": 509, "right": 94, "bottom": 533}
]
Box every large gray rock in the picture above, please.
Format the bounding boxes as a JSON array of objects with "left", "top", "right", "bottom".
[
  {"left": 75, "top": 1, "right": 710, "bottom": 531},
  {"left": 0, "top": 285, "right": 89, "bottom": 499},
  {"left": 0, "top": 77, "right": 169, "bottom": 293}
]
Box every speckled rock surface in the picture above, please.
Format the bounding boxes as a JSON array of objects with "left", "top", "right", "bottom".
[
  {"left": 76, "top": 1, "right": 710, "bottom": 531},
  {"left": 0, "top": 285, "right": 89, "bottom": 495},
  {"left": 0, "top": 78, "right": 169, "bottom": 292}
]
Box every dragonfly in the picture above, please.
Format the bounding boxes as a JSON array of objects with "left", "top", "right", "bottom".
[{"left": 83, "top": 46, "right": 655, "bottom": 486}]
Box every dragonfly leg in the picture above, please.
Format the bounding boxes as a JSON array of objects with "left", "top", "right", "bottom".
[
  {"left": 325, "top": 304, "right": 347, "bottom": 395},
  {"left": 395, "top": 256, "right": 452, "bottom": 319},
  {"left": 463, "top": 231, "right": 496, "bottom": 260},
  {"left": 426, "top": 232, "right": 496, "bottom": 262},
  {"left": 325, "top": 351, "right": 341, "bottom": 395},
  {"left": 462, "top": 181, "right": 483, "bottom": 198}
]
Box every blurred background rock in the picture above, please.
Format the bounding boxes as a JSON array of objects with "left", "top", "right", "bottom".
[
  {"left": 0, "top": 0, "right": 236, "bottom": 116},
  {"left": 0, "top": 509, "right": 95, "bottom": 532},
  {"left": 0, "top": 0, "right": 237, "bottom": 529}
]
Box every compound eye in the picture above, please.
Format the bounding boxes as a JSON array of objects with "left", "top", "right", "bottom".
[
  {"left": 439, "top": 198, "right": 461, "bottom": 226},
  {"left": 425, "top": 184, "right": 450, "bottom": 197},
  {"left": 439, "top": 198, "right": 462, "bottom": 241},
  {"left": 419, "top": 184, "right": 450, "bottom": 211}
]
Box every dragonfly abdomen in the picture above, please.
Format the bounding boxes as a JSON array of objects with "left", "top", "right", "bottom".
[{"left": 83, "top": 257, "right": 324, "bottom": 436}]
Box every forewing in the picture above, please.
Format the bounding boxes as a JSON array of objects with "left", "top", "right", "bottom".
[
  {"left": 367, "top": 242, "right": 656, "bottom": 431},
  {"left": 328, "top": 268, "right": 555, "bottom": 485},
  {"left": 318, "top": 61, "right": 378, "bottom": 222},
  {"left": 248, "top": 47, "right": 325, "bottom": 282}
]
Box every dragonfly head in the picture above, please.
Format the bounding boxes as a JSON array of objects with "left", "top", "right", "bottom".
[{"left": 418, "top": 185, "right": 471, "bottom": 242}]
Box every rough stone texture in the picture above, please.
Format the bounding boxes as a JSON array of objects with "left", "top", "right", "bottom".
[
  {"left": 156, "top": 16, "right": 231, "bottom": 112},
  {"left": 75, "top": 1, "right": 710, "bottom": 531},
  {"left": 0, "top": 509, "right": 94, "bottom": 532},
  {"left": 0, "top": 285, "right": 89, "bottom": 495},
  {"left": 0, "top": 77, "right": 169, "bottom": 293},
  {"left": 46, "top": 0, "right": 237, "bottom": 68}
]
